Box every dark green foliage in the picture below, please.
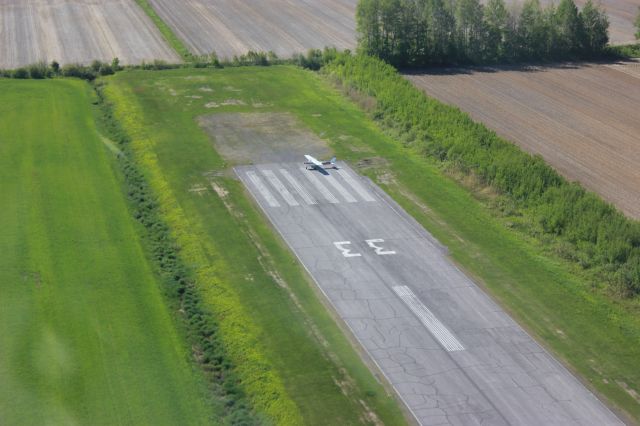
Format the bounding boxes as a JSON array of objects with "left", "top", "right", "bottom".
[
  {"left": 61, "top": 63, "right": 99, "bottom": 80},
  {"left": 606, "top": 43, "right": 640, "bottom": 58},
  {"left": 0, "top": 60, "right": 117, "bottom": 81},
  {"left": 579, "top": 0, "right": 609, "bottom": 55},
  {"left": 555, "top": 0, "right": 584, "bottom": 55},
  {"left": 94, "top": 84, "right": 260, "bottom": 425},
  {"left": 12, "top": 68, "right": 29, "bottom": 79},
  {"left": 140, "top": 59, "right": 181, "bottom": 70},
  {"left": 231, "top": 51, "right": 270, "bottom": 66},
  {"left": 27, "top": 62, "right": 51, "bottom": 79},
  {"left": 356, "top": 0, "right": 610, "bottom": 66},
  {"left": 295, "top": 47, "right": 340, "bottom": 70},
  {"left": 323, "top": 53, "right": 640, "bottom": 296}
]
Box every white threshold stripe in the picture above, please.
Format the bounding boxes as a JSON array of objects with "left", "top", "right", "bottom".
[
  {"left": 336, "top": 169, "right": 376, "bottom": 202},
  {"left": 393, "top": 286, "right": 465, "bottom": 352},
  {"left": 247, "top": 171, "right": 280, "bottom": 208},
  {"left": 324, "top": 174, "right": 357, "bottom": 203},
  {"left": 279, "top": 169, "right": 317, "bottom": 205},
  {"left": 300, "top": 167, "right": 339, "bottom": 203},
  {"left": 261, "top": 170, "right": 299, "bottom": 206}
]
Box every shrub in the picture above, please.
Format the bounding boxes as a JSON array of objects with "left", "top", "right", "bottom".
[
  {"left": 323, "top": 53, "right": 640, "bottom": 296},
  {"left": 27, "top": 62, "right": 51, "bottom": 79},
  {"left": 61, "top": 63, "right": 97, "bottom": 81},
  {"left": 12, "top": 68, "right": 29, "bottom": 79}
]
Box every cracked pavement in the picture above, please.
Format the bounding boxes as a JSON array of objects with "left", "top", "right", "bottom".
[{"left": 236, "top": 162, "right": 622, "bottom": 426}]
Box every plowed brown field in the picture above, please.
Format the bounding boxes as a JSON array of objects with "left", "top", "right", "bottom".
[
  {"left": 147, "top": 0, "right": 357, "bottom": 59},
  {"left": 406, "top": 61, "right": 640, "bottom": 218},
  {"left": 0, "top": 0, "right": 179, "bottom": 69}
]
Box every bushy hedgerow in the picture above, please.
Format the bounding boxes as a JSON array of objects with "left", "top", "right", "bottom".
[
  {"left": 94, "top": 83, "right": 260, "bottom": 425},
  {"left": 0, "top": 59, "right": 120, "bottom": 81},
  {"left": 323, "top": 53, "right": 640, "bottom": 297}
]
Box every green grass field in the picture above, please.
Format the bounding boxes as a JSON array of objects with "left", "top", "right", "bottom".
[
  {"left": 105, "top": 65, "right": 639, "bottom": 422},
  {"left": 104, "top": 68, "right": 409, "bottom": 425},
  {"left": 0, "top": 79, "right": 212, "bottom": 425}
]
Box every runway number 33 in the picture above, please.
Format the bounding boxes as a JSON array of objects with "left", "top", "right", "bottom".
[{"left": 333, "top": 239, "right": 396, "bottom": 257}]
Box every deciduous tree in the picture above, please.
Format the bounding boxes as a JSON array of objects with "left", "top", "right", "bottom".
[{"left": 580, "top": 0, "right": 609, "bottom": 55}]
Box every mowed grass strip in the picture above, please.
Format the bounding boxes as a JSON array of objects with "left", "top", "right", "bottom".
[
  {"left": 107, "top": 65, "right": 639, "bottom": 421},
  {"left": 0, "top": 79, "right": 211, "bottom": 425},
  {"left": 104, "top": 68, "right": 409, "bottom": 425}
]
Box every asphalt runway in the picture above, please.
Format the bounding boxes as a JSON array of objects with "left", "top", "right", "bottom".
[{"left": 236, "top": 162, "right": 622, "bottom": 426}]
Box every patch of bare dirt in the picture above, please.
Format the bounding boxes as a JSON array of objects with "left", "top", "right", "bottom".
[{"left": 198, "top": 112, "right": 332, "bottom": 165}]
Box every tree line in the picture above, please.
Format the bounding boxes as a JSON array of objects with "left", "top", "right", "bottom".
[
  {"left": 323, "top": 53, "right": 640, "bottom": 297},
  {"left": 357, "top": 0, "right": 610, "bottom": 66}
]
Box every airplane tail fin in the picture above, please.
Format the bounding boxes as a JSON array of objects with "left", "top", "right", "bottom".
[{"left": 330, "top": 156, "right": 336, "bottom": 164}]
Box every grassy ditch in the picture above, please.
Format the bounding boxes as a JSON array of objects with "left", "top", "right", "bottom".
[
  {"left": 101, "top": 67, "right": 407, "bottom": 425},
  {"left": 94, "top": 83, "right": 260, "bottom": 424},
  {"left": 321, "top": 55, "right": 640, "bottom": 420},
  {"left": 0, "top": 79, "right": 212, "bottom": 425}
]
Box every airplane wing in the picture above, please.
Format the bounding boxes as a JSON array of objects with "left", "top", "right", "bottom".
[
  {"left": 304, "top": 155, "right": 330, "bottom": 174},
  {"left": 305, "top": 155, "right": 323, "bottom": 167}
]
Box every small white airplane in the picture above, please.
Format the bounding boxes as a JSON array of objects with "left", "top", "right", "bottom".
[{"left": 304, "top": 155, "right": 337, "bottom": 174}]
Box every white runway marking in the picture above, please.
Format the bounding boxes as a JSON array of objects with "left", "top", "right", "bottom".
[
  {"left": 334, "top": 241, "right": 362, "bottom": 257},
  {"left": 366, "top": 239, "right": 396, "bottom": 255},
  {"left": 279, "top": 169, "right": 317, "bottom": 205},
  {"left": 325, "top": 175, "right": 357, "bottom": 203},
  {"left": 301, "top": 168, "right": 339, "bottom": 204},
  {"left": 262, "top": 170, "right": 299, "bottom": 206},
  {"left": 337, "top": 169, "right": 377, "bottom": 202},
  {"left": 393, "top": 286, "right": 465, "bottom": 352},
  {"left": 247, "top": 171, "right": 280, "bottom": 207}
]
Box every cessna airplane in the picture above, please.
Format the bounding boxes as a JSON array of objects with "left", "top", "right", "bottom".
[{"left": 304, "top": 155, "right": 337, "bottom": 174}]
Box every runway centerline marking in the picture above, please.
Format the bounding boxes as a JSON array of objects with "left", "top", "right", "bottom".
[
  {"left": 337, "top": 169, "right": 377, "bottom": 202},
  {"left": 247, "top": 171, "right": 280, "bottom": 207},
  {"left": 279, "top": 169, "right": 317, "bottom": 205},
  {"left": 261, "top": 170, "right": 299, "bottom": 206},
  {"left": 300, "top": 167, "right": 339, "bottom": 204},
  {"left": 393, "top": 285, "right": 465, "bottom": 352},
  {"left": 325, "top": 174, "right": 357, "bottom": 203}
]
